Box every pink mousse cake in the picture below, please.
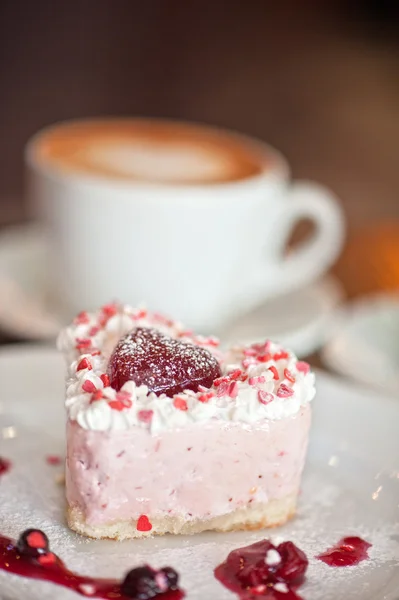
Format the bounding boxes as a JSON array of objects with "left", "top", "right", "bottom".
[{"left": 57, "top": 304, "right": 315, "bottom": 540}]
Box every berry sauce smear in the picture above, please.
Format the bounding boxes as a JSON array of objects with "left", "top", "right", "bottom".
[
  {"left": 0, "top": 530, "right": 184, "bottom": 599},
  {"left": 316, "top": 536, "right": 372, "bottom": 567},
  {"left": 215, "top": 539, "right": 308, "bottom": 599},
  {"left": 0, "top": 457, "right": 11, "bottom": 476}
]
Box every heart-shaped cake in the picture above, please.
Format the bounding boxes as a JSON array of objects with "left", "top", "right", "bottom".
[{"left": 58, "top": 303, "right": 315, "bottom": 540}]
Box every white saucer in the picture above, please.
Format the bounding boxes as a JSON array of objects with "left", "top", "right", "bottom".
[
  {"left": 220, "top": 276, "right": 344, "bottom": 357},
  {"left": 0, "top": 224, "right": 343, "bottom": 357},
  {"left": 0, "top": 345, "right": 398, "bottom": 599},
  {"left": 322, "top": 293, "right": 399, "bottom": 395}
]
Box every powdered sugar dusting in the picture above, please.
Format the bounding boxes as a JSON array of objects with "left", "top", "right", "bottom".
[{"left": 1, "top": 353, "right": 399, "bottom": 599}]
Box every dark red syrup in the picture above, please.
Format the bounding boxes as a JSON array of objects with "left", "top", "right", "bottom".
[
  {"left": 215, "top": 539, "right": 308, "bottom": 599},
  {"left": 0, "top": 532, "right": 184, "bottom": 599},
  {"left": 316, "top": 536, "right": 372, "bottom": 567},
  {"left": 108, "top": 327, "right": 221, "bottom": 396},
  {"left": 0, "top": 457, "right": 11, "bottom": 476}
]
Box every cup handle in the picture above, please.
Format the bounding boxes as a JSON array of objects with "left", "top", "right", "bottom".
[{"left": 265, "top": 180, "right": 345, "bottom": 297}]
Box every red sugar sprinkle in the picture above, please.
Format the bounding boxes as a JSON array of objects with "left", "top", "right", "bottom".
[
  {"left": 46, "top": 455, "right": 62, "bottom": 466},
  {"left": 108, "top": 400, "right": 124, "bottom": 411},
  {"left": 258, "top": 390, "right": 274, "bottom": 405},
  {"left": 37, "top": 552, "right": 57, "bottom": 566},
  {"left": 242, "top": 358, "right": 256, "bottom": 369},
  {"left": 268, "top": 366, "right": 279, "bottom": 381},
  {"left": 90, "top": 350, "right": 101, "bottom": 356},
  {"left": 102, "top": 303, "right": 118, "bottom": 317},
  {"left": 206, "top": 336, "right": 219, "bottom": 347},
  {"left": 198, "top": 392, "right": 213, "bottom": 403},
  {"left": 90, "top": 390, "right": 103, "bottom": 403},
  {"left": 100, "top": 373, "right": 110, "bottom": 387},
  {"left": 228, "top": 369, "right": 243, "bottom": 381},
  {"left": 116, "top": 390, "right": 132, "bottom": 403},
  {"left": 138, "top": 409, "right": 153, "bottom": 423},
  {"left": 296, "top": 361, "right": 310, "bottom": 374},
  {"left": 243, "top": 348, "right": 257, "bottom": 357},
  {"left": 173, "top": 397, "right": 188, "bottom": 411},
  {"left": 108, "top": 391, "right": 133, "bottom": 410},
  {"left": 251, "top": 342, "right": 268, "bottom": 353},
  {"left": 82, "top": 380, "right": 97, "bottom": 393},
  {"left": 249, "top": 375, "right": 266, "bottom": 386},
  {"left": 228, "top": 381, "right": 239, "bottom": 398},
  {"left": 257, "top": 353, "right": 272, "bottom": 363},
  {"left": 217, "top": 381, "right": 230, "bottom": 397},
  {"left": 76, "top": 338, "right": 91, "bottom": 350},
  {"left": 76, "top": 357, "right": 92, "bottom": 372},
  {"left": 277, "top": 383, "right": 294, "bottom": 398},
  {"left": 273, "top": 350, "right": 289, "bottom": 361},
  {"left": 213, "top": 376, "right": 228, "bottom": 387},
  {"left": 284, "top": 368, "right": 296, "bottom": 383},
  {"left": 134, "top": 309, "right": 148, "bottom": 319},
  {"left": 74, "top": 311, "right": 90, "bottom": 325},
  {"left": 89, "top": 326, "right": 100, "bottom": 336},
  {"left": 136, "top": 515, "right": 152, "bottom": 532},
  {"left": 178, "top": 329, "right": 193, "bottom": 338},
  {"left": 27, "top": 531, "right": 47, "bottom": 549}
]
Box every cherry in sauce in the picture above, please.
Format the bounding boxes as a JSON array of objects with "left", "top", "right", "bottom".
[
  {"left": 0, "top": 531, "right": 184, "bottom": 599},
  {"left": 215, "top": 539, "right": 308, "bottom": 599},
  {"left": 316, "top": 536, "right": 372, "bottom": 567},
  {"left": 108, "top": 327, "right": 221, "bottom": 396}
]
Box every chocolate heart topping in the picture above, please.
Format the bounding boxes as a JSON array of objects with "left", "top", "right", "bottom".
[{"left": 108, "top": 327, "right": 221, "bottom": 397}]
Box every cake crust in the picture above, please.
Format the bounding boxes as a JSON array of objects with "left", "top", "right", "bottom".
[{"left": 67, "top": 493, "right": 297, "bottom": 540}]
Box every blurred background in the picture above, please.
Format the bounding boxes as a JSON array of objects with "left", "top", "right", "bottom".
[{"left": 0, "top": 0, "right": 398, "bottom": 389}]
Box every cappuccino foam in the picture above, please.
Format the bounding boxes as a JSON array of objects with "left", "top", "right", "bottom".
[{"left": 30, "top": 119, "right": 267, "bottom": 184}]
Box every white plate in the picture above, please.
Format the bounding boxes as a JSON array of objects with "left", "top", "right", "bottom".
[
  {"left": 0, "top": 224, "right": 343, "bottom": 357},
  {"left": 0, "top": 346, "right": 398, "bottom": 599},
  {"left": 322, "top": 294, "right": 399, "bottom": 395}
]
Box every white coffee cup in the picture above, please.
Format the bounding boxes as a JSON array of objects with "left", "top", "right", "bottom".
[{"left": 26, "top": 118, "right": 345, "bottom": 333}]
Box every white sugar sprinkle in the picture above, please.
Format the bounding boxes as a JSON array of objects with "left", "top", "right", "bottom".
[
  {"left": 265, "top": 548, "right": 281, "bottom": 566},
  {"left": 274, "top": 582, "right": 289, "bottom": 593}
]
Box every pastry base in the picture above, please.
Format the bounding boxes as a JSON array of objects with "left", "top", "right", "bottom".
[{"left": 67, "top": 492, "right": 297, "bottom": 540}]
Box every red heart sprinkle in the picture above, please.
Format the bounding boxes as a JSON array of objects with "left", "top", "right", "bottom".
[
  {"left": 77, "top": 358, "right": 92, "bottom": 372},
  {"left": 74, "top": 311, "right": 89, "bottom": 325},
  {"left": 268, "top": 366, "right": 279, "bottom": 381},
  {"left": 296, "top": 361, "right": 310, "bottom": 374},
  {"left": 228, "top": 381, "right": 239, "bottom": 398},
  {"left": 173, "top": 397, "right": 188, "bottom": 411},
  {"left": 82, "top": 380, "right": 97, "bottom": 393},
  {"left": 76, "top": 338, "right": 91, "bottom": 350},
  {"left": 258, "top": 390, "right": 274, "bottom": 405},
  {"left": 198, "top": 392, "right": 214, "bottom": 403},
  {"left": 90, "top": 390, "right": 103, "bottom": 403},
  {"left": 277, "top": 384, "right": 294, "bottom": 398},
  {"left": 108, "top": 399, "right": 124, "bottom": 411},
  {"left": 100, "top": 373, "right": 110, "bottom": 387},
  {"left": 284, "top": 368, "right": 296, "bottom": 383},
  {"left": 136, "top": 515, "right": 152, "bottom": 532},
  {"left": 138, "top": 409, "right": 153, "bottom": 423},
  {"left": 273, "top": 351, "right": 289, "bottom": 361},
  {"left": 108, "top": 328, "right": 221, "bottom": 397},
  {"left": 257, "top": 353, "right": 272, "bottom": 363},
  {"left": 228, "top": 369, "right": 243, "bottom": 381},
  {"left": 101, "top": 303, "right": 118, "bottom": 317}
]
